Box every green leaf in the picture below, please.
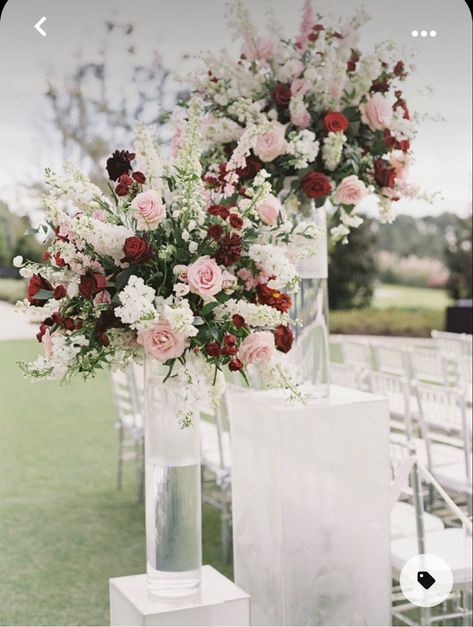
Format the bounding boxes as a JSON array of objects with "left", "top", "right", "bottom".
[
  {"left": 115, "top": 268, "right": 134, "bottom": 291},
  {"left": 33, "top": 289, "right": 54, "bottom": 300},
  {"left": 200, "top": 301, "right": 220, "bottom": 316}
]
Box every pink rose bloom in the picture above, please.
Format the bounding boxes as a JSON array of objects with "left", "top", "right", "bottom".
[
  {"left": 389, "top": 150, "right": 409, "bottom": 181},
  {"left": 360, "top": 93, "right": 393, "bottom": 131},
  {"left": 290, "top": 102, "right": 311, "bottom": 129},
  {"left": 335, "top": 175, "right": 368, "bottom": 206},
  {"left": 43, "top": 328, "right": 53, "bottom": 359},
  {"left": 187, "top": 256, "right": 223, "bottom": 299},
  {"left": 257, "top": 194, "right": 281, "bottom": 226},
  {"left": 131, "top": 190, "right": 166, "bottom": 230},
  {"left": 138, "top": 320, "right": 187, "bottom": 362},
  {"left": 237, "top": 268, "right": 258, "bottom": 290},
  {"left": 173, "top": 264, "right": 189, "bottom": 283},
  {"left": 93, "top": 290, "right": 112, "bottom": 306},
  {"left": 239, "top": 331, "right": 276, "bottom": 365},
  {"left": 222, "top": 270, "right": 237, "bottom": 291},
  {"left": 92, "top": 209, "right": 108, "bottom": 222},
  {"left": 254, "top": 122, "right": 287, "bottom": 162},
  {"left": 290, "top": 78, "right": 309, "bottom": 97},
  {"left": 242, "top": 36, "right": 276, "bottom": 62}
]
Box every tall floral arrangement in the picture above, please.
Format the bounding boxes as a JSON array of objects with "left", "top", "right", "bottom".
[
  {"left": 16, "top": 100, "right": 319, "bottom": 424},
  {"left": 190, "top": 0, "right": 422, "bottom": 243}
]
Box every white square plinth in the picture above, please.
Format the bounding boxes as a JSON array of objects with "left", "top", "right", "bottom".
[
  {"left": 109, "top": 565, "right": 250, "bottom": 626},
  {"left": 227, "top": 385, "right": 391, "bottom": 626}
]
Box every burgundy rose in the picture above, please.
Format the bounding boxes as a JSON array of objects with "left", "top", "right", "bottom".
[
  {"left": 228, "top": 358, "right": 243, "bottom": 372},
  {"left": 383, "top": 130, "right": 410, "bottom": 152},
  {"left": 256, "top": 284, "right": 292, "bottom": 313},
  {"left": 272, "top": 83, "right": 291, "bottom": 108},
  {"left": 79, "top": 273, "right": 107, "bottom": 298},
  {"left": 323, "top": 111, "right": 349, "bottom": 133},
  {"left": 206, "top": 342, "right": 221, "bottom": 357},
  {"left": 236, "top": 155, "right": 263, "bottom": 181},
  {"left": 224, "top": 334, "right": 236, "bottom": 346},
  {"left": 301, "top": 171, "right": 332, "bottom": 199},
  {"left": 132, "top": 171, "right": 146, "bottom": 184},
  {"left": 95, "top": 309, "right": 123, "bottom": 346},
  {"left": 208, "top": 224, "right": 224, "bottom": 241},
  {"left": 215, "top": 233, "right": 242, "bottom": 266},
  {"left": 371, "top": 78, "right": 390, "bottom": 93},
  {"left": 52, "top": 311, "right": 63, "bottom": 325},
  {"left": 229, "top": 214, "right": 244, "bottom": 229},
  {"left": 106, "top": 149, "right": 135, "bottom": 181},
  {"left": 115, "top": 182, "right": 130, "bottom": 197},
  {"left": 27, "top": 274, "right": 53, "bottom": 306},
  {"left": 221, "top": 345, "right": 238, "bottom": 356},
  {"left": 122, "top": 236, "right": 153, "bottom": 264},
  {"left": 374, "top": 159, "right": 397, "bottom": 188},
  {"left": 232, "top": 314, "right": 246, "bottom": 328},
  {"left": 36, "top": 323, "right": 48, "bottom": 343},
  {"left": 54, "top": 285, "right": 67, "bottom": 300},
  {"left": 207, "top": 204, "right": 230, "bottom": 219},
  {"left": 63, "top": 317, "right": 76, "bottom": 331},
  {"left": 274, "top": 325, "right": 294, "bottom": 353}
]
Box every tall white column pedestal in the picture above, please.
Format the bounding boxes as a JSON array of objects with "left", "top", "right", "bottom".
[
  {"left": 109, "top": 565, "right": 250, "bottom": 626},
  {"left": 227, "top": 385, "right": 391, "bottom": 626}
]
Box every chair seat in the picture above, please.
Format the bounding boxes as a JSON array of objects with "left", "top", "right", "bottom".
[
  {"left": 415, "top": 439, "right": 466, "bottom": 468},
  {"left": 391, "top": 528, "right": 472, "bottom": 585},
  {"left": 391, "top": 502, "right": 444, "bottom": 539},
  {"left": 433, "top": 462, "right": 472, "bottom": 496},
  {"left": 200, "top": 419, "right": 231, "bottom": 473}
]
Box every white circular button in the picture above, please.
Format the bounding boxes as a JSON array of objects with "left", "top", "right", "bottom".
[
  {"left": 421, "top": 30, "right": 428, "bottom": 37},
  {"left": 430, "top": 30, "right": 437, "bottom": 37},
  {"left": 400, "top": 554, "right": 453, "bottom": 607},
  {"left": 411, "top": 30, "right": 419, "bottom": 37}
]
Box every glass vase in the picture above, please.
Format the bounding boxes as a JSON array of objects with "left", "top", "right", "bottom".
[
  {"left": 281, "top": 178, "right": 330, "bottom": 398},
  {"left": 143, "top": 357, "right": 202, "bottom": 598}
]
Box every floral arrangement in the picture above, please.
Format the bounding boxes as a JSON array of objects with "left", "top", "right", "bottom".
[
  {"left": 190, "top": 0, "right": 422, "bottom": 243},
  {"left": 16, "top": 100, "right": 319, "bottom": 424}
]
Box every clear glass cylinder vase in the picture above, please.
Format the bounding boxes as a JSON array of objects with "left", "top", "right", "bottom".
[
  {"left": 143, "top": 357, "right": 202, "bottom": 598},
  {"left": 281, "top": 179, "right": 330, "bottom": 397}
]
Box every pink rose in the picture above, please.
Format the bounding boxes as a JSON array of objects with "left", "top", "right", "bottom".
[
  {"left": 239, "top": 331, "right": 276, "bottom": 365},
  {"left": 173, "top": 264, "right": 189, "bottom": 282},
  {"left": 360, "top": 93, "right": 393, "bottom": 131},
  {"left": 242, "top": 36, "right": 276, "bottom": 62},
  {"left": 389, "top": 150, "right": 409, "bottom": 181},
  {"left": 290, "top": 78, "right": 309, "bottom": 97},
  {"left": 187, "top": 256, "right": 223, "bottom": 299},
  {"left": 222, "top": 270, "right": 237, "bottom": 291},
  {"left": 131, "top": 190, "right": 166, "bottom": 230},
  {"left": 138, "top": 320, "right": 187, "bottom": 362},
  {"left": 257, "top": 194, "right": 281, "bottom": 226},
  {"left": 237, "top": 268, "right": 258, "bottom": 290},
  {"left": 93, "top": 290, "right": 112, "bottom": 306},
  {"left": 334, "top": 175, "right": 368, "bottom": 206},
  {"left": 254, "top": 122, "right": 287, "bottom": 162}
]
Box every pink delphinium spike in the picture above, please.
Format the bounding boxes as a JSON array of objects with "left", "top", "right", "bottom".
[{"left": 296, "top": 0, "right": 315, "bottom": 51}]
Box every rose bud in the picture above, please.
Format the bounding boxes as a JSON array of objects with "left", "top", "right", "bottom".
[
  {"left": 115, "top": 182, "right": 129, "bottom": 197},
  {"left": 79, "top": 273, "right": 107, "bottom": 298},
  {"left": 229, "top": 214, "right": 244, "bottom": 229},
  {"left": 119, "top": 174, "right": 134, "bottom": 186},
  {"left": 76, "top": 318, "right": 84, "bottom": 330},
  {"left": 221, "top": 345, "right": 238, "bottom": 356},
  {"left": 228, "top": 358, "right": 243, "bottom": 372},
  {"left": 205, "top": 342, "right": 221, "bottom": 357},
  {"left": 52, "top": 311, "right": 63, "bottom": 325},
  {"left": 224, "top": 334, "right": 237, "bottom": 346},
  {"left": 274, "top": 325, "right": 294, "bottom": 353},
  {"left": 63, "top": 317, "right": 76, "bottom": 331},
  {"left": 232, "top": 314, "right": 246, "bottom": 328},
  {"left": 36, "top": 323, "right": 48, "bottom": 343},
  {"left": 132, "top": 171, "right": 146, "bottom": 184},
  {"left": 208, "top": 224, "right": 224, "bottom": 241},
  {"left": 54, "top": 285, "right": 67, "bottom": 300}
]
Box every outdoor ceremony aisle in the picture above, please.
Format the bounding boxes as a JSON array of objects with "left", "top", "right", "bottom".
[{"left": 0, "top": 339, "right": 229, "bottom": 626}]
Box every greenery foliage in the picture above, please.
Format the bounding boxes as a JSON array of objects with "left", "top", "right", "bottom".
[
  {"left": 444, "top": 215, "right": 472, "bottom": 301},
  {"left": 330, "top": 307, "right": 443, "bottom": 337}
]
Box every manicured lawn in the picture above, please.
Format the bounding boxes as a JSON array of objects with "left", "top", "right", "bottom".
[
  {"left": 0, "top": 340, "right": 230, "bottom": 626},
  {"left": 0, "top": 278, "right": 25, "bottom": 304},
  {"left": 373, "top": 283, "right": 451, "bottom": 310}
]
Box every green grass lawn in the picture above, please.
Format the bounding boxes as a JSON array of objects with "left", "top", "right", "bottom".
[
  {"left": 373, "top": 283, "right": 451, "bottom": 310},
  {"left": 0, "top": 340, "right": 230, "bottom": 626}
]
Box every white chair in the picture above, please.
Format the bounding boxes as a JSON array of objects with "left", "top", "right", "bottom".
[
  {"left": 432, "top": 329, "right": 472, "bottom": 356},
  {"left": 330, "top": 361, "right": 367, "bottom": 390},
  {"left": 406, "top": 346, "right": 447, "bottom": 386},
  {"left": 447, "top": 353, "right": 473, "bottom": 406},
  {"left": 372, "top": 343, "right": 409, "bottom": 377},
  {"left": 368, "top": 371, "right": 414, "bottom": 438},
  {"left": 340, "top": 340, "right": 373, "bottom": 369},
  {"left": 111, "top": 368, "right": 144, "bottom": 500}
]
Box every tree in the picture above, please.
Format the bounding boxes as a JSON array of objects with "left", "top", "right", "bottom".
[
  {"left": 0, "top": 201, "right": 43, "bottom": 272},
  {"left": 444, "top": 215, "right": 472, "bottom": 301},
  {"left": 328, "top": 217, "right": 378, "bottom": 310}
]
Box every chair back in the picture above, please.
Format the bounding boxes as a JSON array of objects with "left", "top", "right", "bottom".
[
  {"left": 368, "top": 371, "right": 412, "bottom": 437},
  {"left": 372, "top": 343, "right": 409, "bottom": 377},
  {"left": 340, "top": 340, "right": 372, "bottom": 368},
  {"left": 432, "top": 330, "right": 471, "bottom": 355},
  {"left": 111, "top": 367, "right": 143, "bottom": 430},
  {"left": 330, "top": 361, "right": 366, "bottom": 390},
  {"left": 406, "top": 347, "right": 446, "bottom": 385}
]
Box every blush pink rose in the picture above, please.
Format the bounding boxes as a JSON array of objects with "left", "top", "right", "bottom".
[
  {"left": 334, "top": 175, "right": 368, "bottom": 206},
  {"left": 239, "top": 331, "right": 276, "bottom": 365},
  {"left": 187, "top": 256, "right": 223, "bottom": 299},
  {"left": 290, "top": 78, "right": 310, "bottom": 97},
  {"left": 138, "top": 320, "right": 187, "bottom": 362},
  {"left": 173, "top": 264, "right": 189, "bottom": 282},
  {"left": 257, "top": 194, "right": 281, "bottom": 226},
  {"left": 360, "top": 93, "right": 393, "bottom": 131},
  {"left": 242, "top": 36, "right": 277, "bottom": 62},
  {"left": 131, "top": 190, "right": 166, "bottom": 230},
  {"left": 254, "top": 122, "right": 287, "bottom": 162},
  {"left": 237, "top": 268, "right": 258, "bottom": 290}
]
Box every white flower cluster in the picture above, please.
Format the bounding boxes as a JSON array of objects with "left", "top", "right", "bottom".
[
  {"left": 133, "top": 121, "right": 163, "bottom": 188},
  {"left": 162, "top": 298, "right": 198, "bottom": 338},
  {"left": 115, "top": 276, "right": 158, "bottom": 331},
  {"left": 248, "top": 243, "right": 299, "bottom": 292},
  {"left": 286, "top": 129, "right": 319, "bottom": 169},
  {"left": 22, "top": 333, "right": 85, "bottom": 381},
  {"left": 44, "top": 162, "right": 107, "bottom": 211},
  {"left": 330, "top": 209, "right": 364, "bottom": 244},
  {"left": 322, "top": 131, "right": 346, "bottom": 171},
  {"left": 74, "top": 215, "right": 134, "bottom": 266},
  {"left": 214, "top": 299, "right": 290, "bottom": 328}
]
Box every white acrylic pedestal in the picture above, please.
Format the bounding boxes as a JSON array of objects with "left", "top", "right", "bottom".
[
  {"left": 109, "top": 565, "right": 250, "bottom": 626},
  {"left": 226, "top": 385, "right": 391, "bottom": 626}
]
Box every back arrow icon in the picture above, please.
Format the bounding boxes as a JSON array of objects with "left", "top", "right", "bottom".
[{"left": 34, "top": 16, "right": 47, "bottom": 37}]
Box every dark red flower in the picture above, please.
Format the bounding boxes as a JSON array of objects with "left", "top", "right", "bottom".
[
  {"left": 76, "top": 318, "right": 84, "bottom": 330},
  {"left": 207, "top": 204, "right": 230, "bottom": 219},
  {"left": 27, "top": 274, "right": 53, "bottom": 306},
  {"left": 371, "top": 78, "right": 390, "bottom": 93},
  {"left": 383, "top": 130, "right": 410, "bottom": 152},
  {"left": 115, "top": 182, "right": 130, "bottom": 197},
  {"left": 208, "top": 224, "right": 224, "bottom": 241},
  {"left": 54, "top": 285, "right": 67, "bottom": 300},
  {"left": 323, "top": 111, "right": 349, "bottom": 133},
  {"left": 132, "top": 171, "right": 146, "bottom": 184},
  {"left": 122, "top": 236, "right": 153, "bottom": 264},
  {"left": 94, "top": 309, "right": 123, "bottom": 346},
  {"left": 106, "top": 149, "right": 135, "bottom": 181},
  {"left": 215, "top": 233, "right": 242, "bottom": 266},
  {"left": 236, "top": 155, "right": 263, "bottom": 181},
  {"left": 224, "top": 334, "right": 236, "bottom": 346},
  {"left": 229, "top": 214, "right": 244, "bottom": 229},
  {"left": 119, "top": 174, "right": 134, "bottom": 186},
  {"left": 52, "top": 311, "right": 63, "bottom": 325},
  {"left": 272, "top": 83, "right": 291, "bottom": 108},
  {"left": 301, "top": 171, "right": 332, "bottom": 199},
  {"left": 79, "top": 273, "right": 107, "bottom": 298},
  {"left": 221, "top": 345, "right": 238, "bottom": 356},
  {"left": 256, "top": 284, "right": 292, "bottom": 313},
  {"left": 42, "top": 251, "right": 51, "bottom": 262},
  {"left": 206, "top": 342, "right": 221, "bottom": 357},
  {"left": 393, "top": 90, "right": 410, "bottom": 120},
  {"left": 228, "top": 358, "right": 243, "bottom": 372},
  {"left": 36, "top": 323, "right": 49, "bottom": 343},
  {"left": 275, "top": 325, "right": 294, "bottom": 353},
  {"left": 232, "top": 314, "right": 246, "bottom": 328},
  {"left": 374, "top": 159, "right": 397, "bottom": 188},
  {"left": 63, "top": 317, "right": 76, "bottom": 331},
  {"left": 347, "top": 49, "right": 360, "bottom": 72},
  {"left": 53, "top": 252, "right": 65, "bottom": 267},
  {"left": 393, "top": 61, "right": 407, "bottom": 78}
]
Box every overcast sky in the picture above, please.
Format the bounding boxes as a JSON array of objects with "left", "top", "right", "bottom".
[{"left": 0, "top": 0, "right": 471, "bottom": 220}]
